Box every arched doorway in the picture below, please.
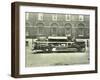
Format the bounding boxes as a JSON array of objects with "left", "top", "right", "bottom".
[
  {"left": 64, "top": 23, "right": 72, "bottom": 36},
  {"left": 77, "top": 23, "right": 85, "bottom": 37},
  {"left": 51, "top": 23, "right": 58, "bottom": 36},
  {"left": 36, "top": 23, "right": 44, "bottom": 35}
]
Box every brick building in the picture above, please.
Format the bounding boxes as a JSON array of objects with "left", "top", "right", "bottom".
[{"left": 25, "top": 12, "right": 89, "bottom": 39}]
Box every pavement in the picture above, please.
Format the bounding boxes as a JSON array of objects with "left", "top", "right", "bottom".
[{"left": 25, "top": 46, "right": 89, "bottom": 67}]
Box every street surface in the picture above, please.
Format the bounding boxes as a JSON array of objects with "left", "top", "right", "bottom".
[{"left": 25, "top": 46, "right": 89, "bottom": 67}]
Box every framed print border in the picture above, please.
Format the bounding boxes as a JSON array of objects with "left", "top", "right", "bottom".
[{"left": 11, "top": 2, "right": 98, "bottom": 78}]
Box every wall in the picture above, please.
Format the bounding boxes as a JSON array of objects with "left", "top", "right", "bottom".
[
  {"left": 26, "top": 13, "right": 89, "bottom": 38},
  {"left": 0, "top": 0, "right": 100, "bottom": 80}
]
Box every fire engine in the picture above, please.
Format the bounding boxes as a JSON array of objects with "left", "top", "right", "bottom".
[{"left": 32, "top": 36, "right": 85, "bottom": 53}]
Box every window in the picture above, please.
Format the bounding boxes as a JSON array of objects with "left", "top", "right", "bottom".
[
  {"left": 79, "top": 15, "right": 84, "bottom": 21},
  {"left": 64, "top": 23, "right": 72, "bottom": 36},
  {"left": 66, "top": 28, "right": 71, "bottom": 35},
  {"left": 65, "top": 15, "right": 71, "bottom": 21},
  {"left": 38, "top": 27, "right": 44, "bottom": 34},
  {"left": 52, "top": 14, "right": 57, "bottom": 21},
  {"left": 77, "top": 24, "right": 85, "bottom": 37},
  {"left": 38, "top": 13, "right": 43, "bottom": 21},
  {"left": 36, "top": 23, "right": 44, "bottom": 35},
  {"left": 52, "top": 27, "right": 57, "bottom": 35},
  {"left": 51, "top": 23, "right": 58, "bottom": 36},
  {"left": 78, "top": 28, "right": 84, "bottom": 36}
]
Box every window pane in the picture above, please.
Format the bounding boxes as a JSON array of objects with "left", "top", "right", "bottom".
[
  {"left": 38, "top": 13, "right": 43, "bottom": 20},
  {"left": 79, "top": 15, "right": 84, "bottom": 21},
  {"left": 65, "top": 15, "right": 71, "bottom": 21},
  {"left": 52, "top": 14, "right": 57, "bottom": 21}
]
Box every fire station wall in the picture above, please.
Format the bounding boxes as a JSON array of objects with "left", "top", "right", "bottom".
[{"left": 25, "top": 13, "right": 89, "bottom": 39}]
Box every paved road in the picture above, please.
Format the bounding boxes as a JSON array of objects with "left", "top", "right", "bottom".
[{"left": 25, "top": 47, "right": 89, "bottom": 67}]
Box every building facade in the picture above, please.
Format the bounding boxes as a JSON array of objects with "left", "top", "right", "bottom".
[{"left": 25, "top": 12, "right": 90, "bottom": 39}]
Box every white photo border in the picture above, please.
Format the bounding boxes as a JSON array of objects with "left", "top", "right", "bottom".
[{"left": 19, "top": 5, "right": 96, "bottom": 75}]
